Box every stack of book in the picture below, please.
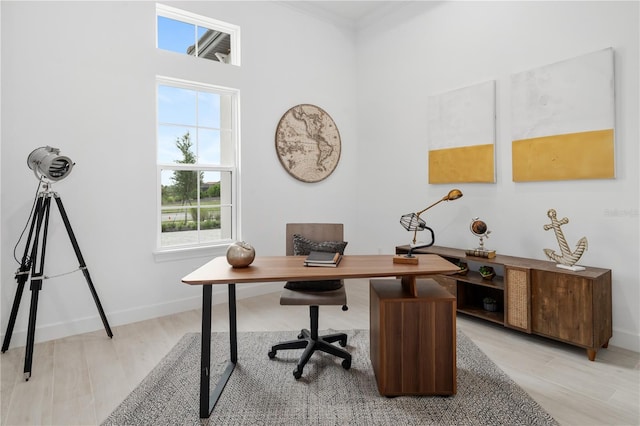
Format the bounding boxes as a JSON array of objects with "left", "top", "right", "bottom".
[
  {"left": 465, "top": 249, "right": 496, "bottom": 259},
  {"left": 304, "top": 251, "right": 343, "bottom": 267}
]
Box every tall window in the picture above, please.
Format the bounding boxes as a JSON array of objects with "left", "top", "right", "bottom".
[
  {"left": 155, "top": 5, "right": 240, "bottom": 253},
  {"left": 157, "top": 78, "right": 238, "bottom": 250}
]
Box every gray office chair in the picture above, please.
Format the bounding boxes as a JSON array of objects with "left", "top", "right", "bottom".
[{"left": 267, "top": 223, "right": 352, "bottom": 379}]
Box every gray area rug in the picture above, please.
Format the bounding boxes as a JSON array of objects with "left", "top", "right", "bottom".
[{"left": 103, "top": 329, "right": 557, "bottom": 425}]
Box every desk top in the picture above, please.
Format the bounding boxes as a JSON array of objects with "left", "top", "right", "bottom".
[{"left": 182, "top": 254, "right": 458, "bottom": 286}]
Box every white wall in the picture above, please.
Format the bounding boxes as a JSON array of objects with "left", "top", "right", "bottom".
[
  {"left": 354, "top": 1, "right": 639, "bottom": 351},
  {"left": 0, "top": 1, "right": 358, "bottom": 345},
  {"left": 1, "top": 1, "right": 638, "bottom": 353}
]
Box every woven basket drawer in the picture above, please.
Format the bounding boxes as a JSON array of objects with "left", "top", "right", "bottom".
[{"left": 505, "top": 267, "right": 530, "bottom": 331}]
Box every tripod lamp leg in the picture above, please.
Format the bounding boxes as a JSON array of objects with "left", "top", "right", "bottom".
[
  {"left": 1, "top": 278, "right": 27, "bottom": 353},
  {"left": 2, "top": 195, "right": 45, "bottom": 352},
  {"left": 54, "top": 195, "right": 113, "bottom": 338},
  {"left": 23, "top": 277, "right": 43, "bottom": 380}
]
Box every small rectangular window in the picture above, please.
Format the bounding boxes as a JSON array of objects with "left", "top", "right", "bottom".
[{"left": 156, "top": 4, "right": 240, "bottom": 65}]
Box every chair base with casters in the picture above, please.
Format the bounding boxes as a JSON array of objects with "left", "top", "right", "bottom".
[{"left": 268, "top": 287, "right": 352, "bottom": 379}]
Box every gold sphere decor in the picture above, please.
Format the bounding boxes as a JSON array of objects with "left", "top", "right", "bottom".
[{"left": 226, "top": 241, "right": 256, "bottom": 268}]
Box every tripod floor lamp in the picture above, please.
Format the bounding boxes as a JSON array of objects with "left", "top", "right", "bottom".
[{"left": 2, "top": 147, "right": 113, "bottom": 380}]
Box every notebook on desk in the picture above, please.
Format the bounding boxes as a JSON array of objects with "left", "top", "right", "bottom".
[{"left": 304, "top": 251, "right": 342, "bottom": 267}]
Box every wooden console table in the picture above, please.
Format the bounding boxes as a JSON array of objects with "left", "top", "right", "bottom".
[{"left": 396, "top": 245, "right": 612, "bottom": 361}]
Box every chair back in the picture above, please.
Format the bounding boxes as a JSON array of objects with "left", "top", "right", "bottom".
[{"left": 285, "top": 223, "right": 344, "bottom": 256}]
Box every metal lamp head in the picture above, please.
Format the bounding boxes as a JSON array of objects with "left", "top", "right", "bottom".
[
  {"left": 27, "top": 146, "right": 74, "bottom": 182},
  {"left": 444, "top": 189, "right": 463, "bottom": 201},
  {"left": 400, "top": 213, "right": 426, "bottom": 232}
]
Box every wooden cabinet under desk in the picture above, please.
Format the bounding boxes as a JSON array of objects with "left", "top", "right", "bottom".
[
  {"left": 395, "top": 245, "right": 612, "bottom": 361},
  {"left": 370, "top": 278, "right": 456, "bottom": 396}
]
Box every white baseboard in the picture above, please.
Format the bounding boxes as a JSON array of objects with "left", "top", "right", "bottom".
[
  {"left": 609, "top": 327, "right": 640, "bottom": 354},
  {"left": 3, "top": 283, "right": 639, "bottom": 355},
  {"left": 0, "top": 282, "right": 283, "bottom": 349}
]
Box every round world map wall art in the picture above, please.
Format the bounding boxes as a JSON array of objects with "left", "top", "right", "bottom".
[{"left": 275, "top": 104, "right": 341, "bottom": 183}]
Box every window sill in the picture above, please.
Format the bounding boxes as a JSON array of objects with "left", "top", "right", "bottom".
[{"left": 153, "top": 243, "right": 229, "bottom": 263}]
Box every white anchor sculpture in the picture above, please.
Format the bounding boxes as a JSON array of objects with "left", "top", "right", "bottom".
[{"left": 543, "top": 209, "right": 588, "bottom": 271}]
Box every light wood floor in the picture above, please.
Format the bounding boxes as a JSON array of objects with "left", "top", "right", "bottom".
[{"left": 1, "top": 279, "right": 638, "bottom": 425}]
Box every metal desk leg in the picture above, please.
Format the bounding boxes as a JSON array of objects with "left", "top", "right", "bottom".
[
  {"left": 199, "top": 285, "right": 212, "bottom": 418},
  {"left": 228, "top": 284, "right": 237, "bottom": 363},
  {"left": 199, "top": 284, "right": 237, "bottom": 419}
]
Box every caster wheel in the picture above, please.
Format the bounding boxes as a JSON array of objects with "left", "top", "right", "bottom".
[
  {"left": 268, "top": 350, "right": 276, "bottom": 359},
  {"left": 339, "top": 338, "right": 347, "bottom": 347},
  {"left": 293, "top": 367, "right": 302, "bottom": 379},
  {"left": 341, "top": 358, "right": 351, "bottom": 370}
]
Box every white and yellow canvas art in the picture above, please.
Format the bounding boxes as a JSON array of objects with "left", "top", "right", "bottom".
[
  {"left": 511, "top": 48, "right": 615, "bottom": 182},
  {"left": 427, "top": 80, "right": 496, "bottom": 184}
]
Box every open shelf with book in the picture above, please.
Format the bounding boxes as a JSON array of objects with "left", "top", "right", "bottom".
[{"left": 438, "top": 266, "right": 505, "bottom": 324}]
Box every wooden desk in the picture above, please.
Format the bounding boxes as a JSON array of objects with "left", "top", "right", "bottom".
[{"left": 182, "top": 254, "right": 459, "bottom": 418}]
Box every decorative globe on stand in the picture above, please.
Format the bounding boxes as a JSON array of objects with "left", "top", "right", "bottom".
[
  {"left": 470, "top": 217, "right": 491, "bottom": 251},
  {"left": 466, "top": 217, "right": 497, "bottom": 258},
  {"left": 226, "top": 241, "right": 256, "bottom": 268}
]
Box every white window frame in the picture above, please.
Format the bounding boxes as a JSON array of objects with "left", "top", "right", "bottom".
[
  {"left": 156, "top": 3, "right": 241, "bottom": 66},
  {"left": 154, "top": 76, "right": 240, "bottom": 260}
]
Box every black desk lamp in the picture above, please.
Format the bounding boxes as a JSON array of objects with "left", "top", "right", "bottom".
[{"left": 394, "top": 189, "right": 463, "bottom": 264}]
